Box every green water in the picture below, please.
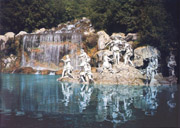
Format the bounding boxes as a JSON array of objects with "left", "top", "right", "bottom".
[{"left": 0, "top": 73, "right": 178, "bottom": 128}]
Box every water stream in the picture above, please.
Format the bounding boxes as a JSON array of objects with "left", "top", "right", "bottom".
[{"left": 21, "top": 33, "right": 82, "bottom": 70}]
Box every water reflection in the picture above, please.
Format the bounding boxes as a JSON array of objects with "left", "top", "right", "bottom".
[
  {"left": 167, "top": 92, "right": 176, "bottom": 110},
  {"left": 61, "top": 82, "right": 73, "bottom": 106},
  {"left": 79, "top": 84, "right": 93, "bottom": 113},
  {"left": 0, "top": 74, "right": 178, "bottom": 127},
  {"left": 96, "top": 85, "right": 135, "bottom": 124},
  {"left": 143, "top": 86, "right": 158, "bottom": 116}
]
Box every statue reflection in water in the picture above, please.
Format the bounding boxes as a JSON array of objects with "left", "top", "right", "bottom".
[
  {"left": 143, "top": 86, "right": 158, "bottom": 116},
  {"left": 79, "top": 84, "right": 93, "bottom": 113},
  {"left": 61, "top": 82, "right": 73, "bottom": 106},
  {"left": 167, "top": 91, "right": 176, "bottom": 111},
  {"left": 96, "top": 87, "right": 113, "bottom": 122},
  {"left": 96, "top": 86, "right": 134, "bottom": 124},
  {"left": 109, "top": 95, "right": 133, "bottom": 124}
]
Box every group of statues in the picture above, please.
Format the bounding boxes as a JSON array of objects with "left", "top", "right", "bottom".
[
  {"left": 105, "top": 35, "right": 134, "bottom": 66},
  {"left": 145, "top": 51, "right": 177, "bottom": 85},
  {"left": 100, "top": 35, "right": 134, "bottom": 74},
  {"left": 60, "top": 35, "right": 135, "bottom": 83},
  {"left": 59, "top": 36, "right": 177, "bottom": 85},
  {"left": 60, "top": 49, "right": 94, "bottom": 83}
]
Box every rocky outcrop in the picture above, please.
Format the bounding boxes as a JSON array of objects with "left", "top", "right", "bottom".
[
  {"left": 56, "top": 17, "right": 94, "bottom": 34},
  {"left": 34, "top": 28, "right": 46, "bottom": 34},
  {"left": 0, "top": 17, "right": 177, "bottom": 86},
  {"left": 92, "top": 50, "right": 113, "bottom": 66},
  {"left": 111, "top": 33, "right": 126, "bottom": 39},
  {"left": 97, "top": 31, "right": 110, "bottom": 50},
  {"left": 133, "top": 46, "right": 160, "bottom": 67},
  {"left": 41, "top": 70, "right": 50, "bottom": 75},
  {"left": 14, "top": 67, "right": 37, "bottom": 74},
  {"left": 58, "top": 62, "right": 145, "bottom": 85},
  {"left": 148, "top": 73, "right": 178, "bottom": 86},
  {"left": 83, "top": 33, "right": 98, "bottom": 48},
  {"left": 5, "top": 32, "right": 15, "bottom": 40},
  {"left": 55, "top": 69, "right": 63, "bottom": 75},
  {"left": 125, "top": 33, "right": 138, "bottom": 41},
  {"left": 0, "top": 35, "right": 7, "bottom": 42},
  {"left": 0, "top": 35, "right": 7, "bottom": 50},
  {"left": 1, "top": 54, "right": 17, "bottom": 69},
  {"left": 16, "top": 31, "right": 27, "bottom": 37},
  {"left": 94, "top": 63, "right": 145, "bottom": 85}
]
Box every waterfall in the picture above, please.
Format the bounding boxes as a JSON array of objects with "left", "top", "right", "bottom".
[{"left": 21, "top": 33, "right": 82, "bottom": 70}]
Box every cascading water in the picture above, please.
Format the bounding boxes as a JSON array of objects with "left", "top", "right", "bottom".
[{"left": 21, "top": 32, "right": 82, "bottom": 70}]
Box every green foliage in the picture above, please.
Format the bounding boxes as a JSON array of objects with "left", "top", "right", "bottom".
[
  {"left": 137, "top": 0, "right": 178, "bottom": 52},
  {"left": 0, "top": 0, "right": 65, "bottom": 33},
  {"left": 89, "top": 0, "right": 141, "bottom": 34},
  {"left": 0, "top": 0, "right": 179, "bottom": 52}
]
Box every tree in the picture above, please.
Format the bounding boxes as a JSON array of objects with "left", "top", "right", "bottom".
[
  {"left": 138, "top": 0, "right": 178, "bottom": 52},
  {"left": 0, "top": 0, "right": 65, "bottom": 34}
]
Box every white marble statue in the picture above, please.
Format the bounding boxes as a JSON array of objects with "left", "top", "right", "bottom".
[
  {"left": 61, "top": 55, "right": 74, "bottom": 78},
  {"left": 167, "top": 52, "right": 176, "bottom": 76},
  {"left": 124, "top": 43, "right": 134, "bottom": 66},
  {"left": 101, "top": 53, "right": 114, "bottom": 73},
  {"left": 146, "top": 56, "right": 158, "bottom": 83},
  {"left": 105, "top": 37, "right": 123, "bottom": 65},
  {"left": 111, "top": 40, "right": 121, "bottom": 65},
  {"left": 79, "top": 62, "right": 94, "bottom": 83}
]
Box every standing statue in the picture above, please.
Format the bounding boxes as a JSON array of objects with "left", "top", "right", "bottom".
[
  {"left": 101, "top": 53, "right": 114, "bottom": 73},
  {"left": 146, "top": 56, "right": 158, "bottom": 84},
  {"left": 105, "top": 37, "right": 123, "bottom": 65},
  {"left": 61, "top": 55, "right": 74, "bottom": 78},
  {"left": 111, "top": 40, "right": 121, "bottom": 65},
  {"left": 167, "top": 52, "right": 176, "bottom": 76},
  {"left": 124, "top": 43, "right": 134, "bottom": 66}
]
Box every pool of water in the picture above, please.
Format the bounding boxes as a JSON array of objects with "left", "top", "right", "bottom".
[{"left": 0, "top": 73, "right": 178, "bottom": 128}]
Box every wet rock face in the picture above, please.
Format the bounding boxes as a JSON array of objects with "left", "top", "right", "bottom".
[
  {"left": 111, "top": 33, "right": 126, "bottom": 40},
  {"left": 84, "top": 33, "right": 98, "bottom": 48},
  {"left": 125, "top": 33, "right": 138, "bottom": 42},
  {"left": 41, "top": 70, "right": 50, "bottom": 75},
  {"left": 0, "top": 54, "right": 18, "bottom": 72},
  {"left": 94, "top": 63, "right": 145, "bottom": 85},
  {"left": 14, "top": 67, "right": 37, "bottom": 74},
  {"left": 92, "top": 50, "right": 113, "bottom": 67},
  {"left": 56, "top": 17, "right": 94, "bottom": 34},
  {"left": 0, "top": 35, "right": 7, "bottom": 50},
  {"left": 133, "top": 46, "right": 160, "bottom": 67},
  {"left": 16, "top": 31, "right": 27, "bottom": 37},
  {"left": 97, "top": 31, "right": 110, "bottom": 50},
  {"left": 5, "top": 32, "right": 15, "bottom": 40},
  {"left": 20, "top": 18, "right": 94, "bottom": 71},
  {"left": 55, "top": 69, "right": 63, "bottom": 75}
]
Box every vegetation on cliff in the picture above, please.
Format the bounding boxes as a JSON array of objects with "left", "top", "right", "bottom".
[{"left": 0, "top": 0, "right": 179, "bottom": 52}]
